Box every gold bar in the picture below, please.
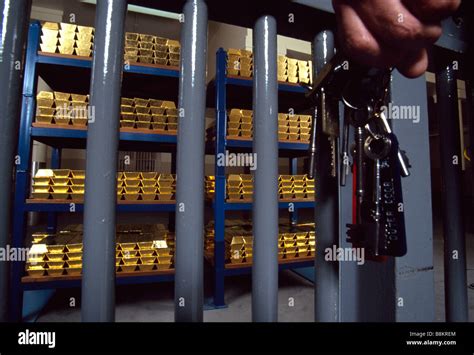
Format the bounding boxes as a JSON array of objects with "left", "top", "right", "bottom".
[
  {"left": 166, "top": 39, "right": 180, "bottom": 47},
  {"left": 168, "top": 45, "right": 180, "bottom": 54},
  {"left": 154, "top": 58, "right": 168, "bottom": 65},
  {"left": 139, "top": 34, "right": 154, "bottom": 43},
  {"left": 154, "top": 36, "right": 167, "bottom": 45},
  {"left": 169, "top": 59, "right": 179, "bottom": 67},
  {"left": 138, "top": 56, "right": 153, "bottom": 64},
  {"left": 125, "top": 32, "right": 139, "bottom": 41}
]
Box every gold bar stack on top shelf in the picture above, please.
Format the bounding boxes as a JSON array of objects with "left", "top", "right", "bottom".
[
  {"left": 204, "top": 174, "right": 315, "bottom": 201},
  {"left": 120, "top": 97, "right": 178, "bottom": 133},
  {"left": 31, "top": 169, "right": 176, "bottom": 202},
  {"left": 25, "top": 224, "right": 175, "bottom": 277},
  {"left": 123, "top": 32, "right": 181, "bottom": 66},
  {"left": 204, "top": 221, "right": 316, "bottom": 264},
  {"left": 226, "top": 48, "right": 313, "bottom": 84},
  {"left": 40, "top": 22, "right": 94, "bottom": 56},
  {"left": 39, "top": 22, "right": 181, "bottom": 67},
  {"left": 226, "top": 108, "right": 312, "bottom": 143}
]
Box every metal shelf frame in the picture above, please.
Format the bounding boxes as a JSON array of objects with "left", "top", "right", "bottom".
[
  {"left": 210, "top": 48, "right": 315, "bottom": 307},
  {"left": 10, "top": 21, "right": 181, "bottom": 318}
]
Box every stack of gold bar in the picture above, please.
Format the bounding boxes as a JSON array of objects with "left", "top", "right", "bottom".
[
  {"left": 124, "top": 32, "right": 181, "bottom": 66},
  {"left": 205, "top": 176, "right": 215, "bottom": 200},
  {"left": 75, "top": 25, "right": 94, "bottom": 57},
  {"left": 278, "top": 113, "right": 312, "bottom": 142},
  {"left": 54, "top": 22, "right": 76, "bottom": 54},
  {"left": 225, "top": 109, "right": 312, "bottom": 142},
  {"left": 25, "top": 224, "right": 176, "bottom": 277},
  {"left": 205, "top": 174, "right": 313, "bottom": 201},
  {"left": 31, "top": 169, "right": 177, "bottom": 202},
  {"left": 35, "top": 91, "right": 89, "bottom": 126},
  {"left": 117, "top": 172, "right": 176, "bottom": 201},
  {"left": 226, "top": 108, "right": 253, "bottom": 138},
  {"left": 31, "top": 169, "right": 85, "bottom": 200},
  {"left": 204, "top": 221, "right": 316, "bottom": 264},
  {"left": 225, "top": 174, "right": 253, "bottom": 201},
  {"left": 39, "top": 22, "right": 59, "bottom": 53},
  {"left": 279, "top": 174, "right": 315, "bottom": 200},
  {"left": 40, "top": 22, "right": 94, "bottom": 56},
  {"left": 120, "top": 97, "right": 178, "bottom": 133},
  {"left": 226, "top": 48, "right": 253, "bottom": 78},
  {"left": 284, "top": 57, "right": 313, "bottom": 84}
]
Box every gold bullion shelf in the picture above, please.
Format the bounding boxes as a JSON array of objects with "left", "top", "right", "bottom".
[
  {"left": 38, "top": 51, "right": 180, "bottom": 72},
  {"left": 32, "top": 122, "right": 178, "bottom": 137},
  {"left": 21, "top": 268, "right": 174, "bottom": 284}
]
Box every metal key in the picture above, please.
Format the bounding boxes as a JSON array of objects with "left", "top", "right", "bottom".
[{"left": 340, "top": 106, "right": 351, "bottom": 186}]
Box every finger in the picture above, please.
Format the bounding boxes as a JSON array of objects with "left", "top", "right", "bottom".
[
  {"left": 396, "top": 48, "right": 429, "bottom": 78},
  {"left": 402, "top": 0, "right": 461, "bottom": 22},
  {"left": 333, "top": 0, "right": 404, "bottom": 69},
  {"left": 353, "top": 0, "right": 442, "bottom": 49}
]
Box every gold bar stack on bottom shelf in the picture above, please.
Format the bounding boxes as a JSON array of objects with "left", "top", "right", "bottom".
[
  {"left": 40, "top": 22, "right": 94, "bottom": 57},
  {"left": 35, "top": 91, "right": 89, "bottom": 126},
  {"left": 31, "top": 169, "right": 176, "bottom": 202},
  {"left": 124, "top": 32, "right": 181, "bottom": 66},
  {"left": 25, "top": 224, "right": 175, "bottom": 277},
  {"left": 204, "top": 221, "right": 316, "bottom": 264},
  {"left": 226, "top": 48, "right": 253, "bottom": 78},
  {"left": 226, "top": 108, "right": 312, "bottom": 143},
  {"left": 120, "top": 97, "right": 178, "bottom": 133}
]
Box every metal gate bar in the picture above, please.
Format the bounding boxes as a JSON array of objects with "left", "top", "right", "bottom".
[
  {"left": 81, "top": 0, "right": 127, "bottom": 322},
  {"left": 174, "top": 0, "right": 208, "bottom": 322},
  {"left": 252, "top": 15, "right": 279, "bottom": 322}
]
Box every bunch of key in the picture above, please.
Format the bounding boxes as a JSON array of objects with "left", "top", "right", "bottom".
[{"left": 308, "top": 53, "right": 410, "bottom": 258}]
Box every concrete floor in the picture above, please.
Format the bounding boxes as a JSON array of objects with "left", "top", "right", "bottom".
[{"left": 35, "top": 233, "right": 474, "bottom": 322}]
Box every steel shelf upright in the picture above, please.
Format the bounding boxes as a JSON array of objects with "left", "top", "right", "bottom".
[{"left": 210, "top": 48, "right": 316, "bottom": 307}]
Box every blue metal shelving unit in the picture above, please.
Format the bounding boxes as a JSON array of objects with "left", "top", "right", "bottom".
[
  {"left": 209, "top": 48, "right": 315, "bottom": 307},
  {"left": 9, "top": 21, "right": 181, "bottom": 319}
]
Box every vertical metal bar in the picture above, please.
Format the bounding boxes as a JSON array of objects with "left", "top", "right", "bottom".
[
  {"left": 312, "top": 30, "right": 339, "bottom": 322},
  {"left": 81, "top": 0, "right": 127, "bottom": 322},
  {"left": 252, "top": 15, "right": 279, "bottom": 322},
  {"left": 435, "top": 62, "right": 469, "bottom": 322},
  {"left": 175, "top": 0, "right": 208, "bottom": 322},
  {"left": 0, "top": 0, "right": 32, "bottom": 322},
  {"left": 47, "top": 148, "right": 61, "bottom": 233},
  {"left": 213, "top": 48, "right": 227, "bottom": 308}
]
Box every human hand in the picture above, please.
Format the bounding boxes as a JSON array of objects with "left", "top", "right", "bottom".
[{"left": 332, "top": 0, "right": 461, "bottom": 77}]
